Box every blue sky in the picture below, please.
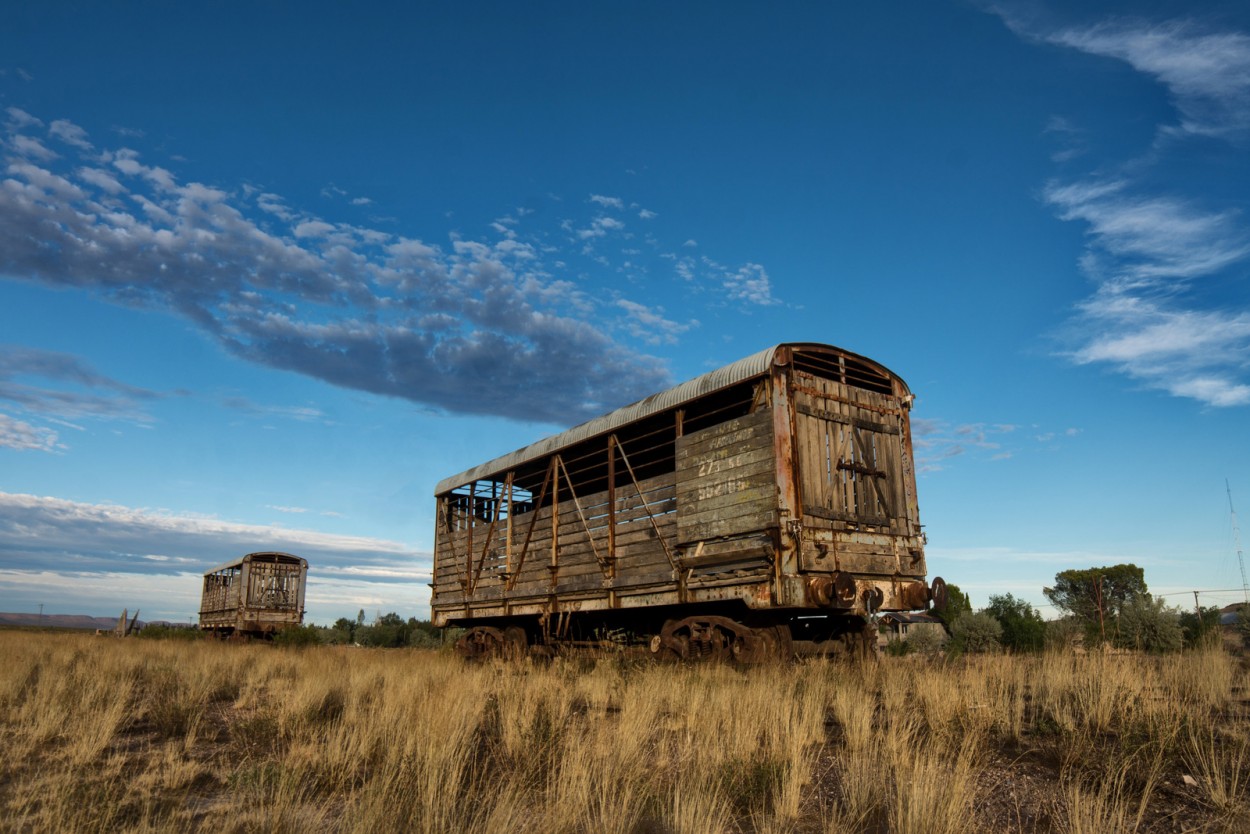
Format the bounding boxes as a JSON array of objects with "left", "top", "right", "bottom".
[{"left": 2, "top": 1, "right": 1249, "bottom": 625}]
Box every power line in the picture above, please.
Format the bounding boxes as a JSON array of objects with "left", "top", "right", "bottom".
[{"left": 1157, "top": 588, "right": 1250, "bottom": 597}]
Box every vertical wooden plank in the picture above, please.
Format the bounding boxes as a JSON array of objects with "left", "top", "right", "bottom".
[
  {"left": 465, "top": 482, "right": 475, "bottom": 591},
  {"left": 607, "top": 436, "right": 616, "bottom": 575},
  {"left": 505, "top": 475, "right": 513, "bottom": 575},
  {"left": 550, "top": 458, "right": 560, "bottom": 574},
  {"left": 821, "top": 412, "right": 834, "bottom": 510}
]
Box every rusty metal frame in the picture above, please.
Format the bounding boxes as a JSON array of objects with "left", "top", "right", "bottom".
[
  {"left": 468, "top": 473, "right": 512, "bottom": 595},
  {"left": 554, "top": 454, "right": 611, "bottom": 574},
  {"left": 607, "top": 436, "right": 617, "bottom": 576},
  {"left": 459, "top": 481, "right": 476, "bottom": 593},
  {"left": 506, "top": 459, "right": 556, "bottom": 592},
  {"left": 849, "top": 427, "right": 894, "bottom": 517},
  {"left": 611, "top": 433, "right": 676, "bottom": 569}
]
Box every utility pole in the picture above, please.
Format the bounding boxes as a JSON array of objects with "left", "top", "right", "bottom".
[
  {"left": 1229, "top": 480, "right": 1249, "bottom": 605},
  {"left": 38, "top": 603, "right": 43, "bottom": 628}
]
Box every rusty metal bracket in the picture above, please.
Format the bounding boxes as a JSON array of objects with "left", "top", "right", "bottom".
[
  {"left": 554, "top": 455, "right": 612, "bottom": 575},
  {"left": 506, "top": 459, "right": 555, "bottom": 592},
  {"left": 612, "top": 434, "right": 676, "bottom": 569}
]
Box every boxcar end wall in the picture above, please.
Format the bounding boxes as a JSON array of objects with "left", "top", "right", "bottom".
[{"left": 199, "top": 552, "right": 308, "bottom": 636}]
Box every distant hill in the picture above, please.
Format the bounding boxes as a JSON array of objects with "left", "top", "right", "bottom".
[{"left": 0, "top": 612, "right": 141, "bottom": 630}]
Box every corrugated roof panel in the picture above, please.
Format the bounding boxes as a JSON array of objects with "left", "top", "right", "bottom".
[
  {"left": 203, "top": 551, "right": 305, "bottom": 577},
  {"left": 434, "top": 342, "right": 904, "bottom": 494}
]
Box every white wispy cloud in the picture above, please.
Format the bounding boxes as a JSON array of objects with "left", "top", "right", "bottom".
[
  {"left": 4, "top": 107, "right": 41, "bottom": 129},
  {"left": 0, "top": 346, "right": 162, "bottom": 446},
  {"left": 9, "top": 134, "right": 57, "bottom": 162},
  {"left": 589, "top": 194, "right": 624, "bottom": 209},
  {"left": 0, "top": 112, "right": 676, "bottom": 425},
  {"left": 724, "top": 263, "right": 778, "bottom": 306},
  {"left": 1040, "top": 18, "right": 1250, "bottom": 141},
  {"left": 664, "top": 256, "right": 780, "bottom": 307},
  {"left": 48, "top": 118, "right": 92, "bottom": 150},
  {"left": 1038, "top": 175, "right": 1250, "bottom": 411},
  {"left": 1, "top": 107, "right": 784, "bottom": 424},
  {"left": 998, "top": 10, "right": 1250, "bottom": 408},
  {"left": 1044, "top": 180, "right": 1250, "bottom": 282},
  {"left": 221, "top": 396, "right": 328, "bottom": 423},
  {"left": 614, "top": 299, "right": 698, "bottom": 345},
  {"left": 0, "top": 413, "right": 61, "bottom": 452},
  {"left": 913, "top": 418, "right": 1068, "bottom": 472}
]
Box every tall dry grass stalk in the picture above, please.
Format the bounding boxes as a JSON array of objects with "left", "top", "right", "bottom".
[
  {"left": 1184, "top": 724, "right": 1250, "bottom": 818},
  {"left": 1, "top": 631, "right": 1246, "bottom": 832}
]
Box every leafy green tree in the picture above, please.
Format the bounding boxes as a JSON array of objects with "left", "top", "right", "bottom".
[
  {"left": 1116, "top": 595, "right": 1183, "bottom": 653},
  {"left": 1043, "top": 563, "right": 1147, "bottom": 643},
  {"left": 1045, "top": 616, "right": 1084, "bottom": 651},
  {"left": 1178, "top": 606, "right": 1222, "bottom": 648},
  {"left": 940, "top": 583, "right": 972, "bottom": 623},
  {"left": 984, "top": 593, "right": 1046, "bottom": 652},
  {"left": 905, "top": 624, "right": 946, "bottom": 657},
  {"left": 1235, "top": 606, "right": 1250, "bottom": 645},
  {"left": 332, "top": 616, "right": 357, "bottom": 643},
  {"left": 406, "top": 618, "right": 443, "bottom": 648},
  {"left": 273, "top": 624, "right": 322, "bottom": 647},
  {"left": 358, "top": 611, "right": 411, "bottom": 647},
  {"left": 949, "top": 612, "right": 1002, "bottom": 654}
]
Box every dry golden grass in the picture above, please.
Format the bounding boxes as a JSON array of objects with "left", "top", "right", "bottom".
[{"left": 0, "top": 632, "right": 1247, "bottom": 833}]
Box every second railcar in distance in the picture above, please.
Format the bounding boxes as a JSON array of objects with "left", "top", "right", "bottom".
[
  {"left": 431, "top": 342, "right": 944, "bottom": 660},
  {"left": 199, "top": 551, "right": 308, "bottom": 636}
]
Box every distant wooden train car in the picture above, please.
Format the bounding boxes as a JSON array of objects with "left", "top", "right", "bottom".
[
  {"left": 199, "top": 552, "right": 308, "bottom": 636},
  {"left": 431, "top": 342, "right": 944, "bottom": 660}
]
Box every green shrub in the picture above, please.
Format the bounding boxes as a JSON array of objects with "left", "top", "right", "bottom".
[
  {"left": 272, "top": 625, "right": 322, "bottom": 648},
  {"left": 1117, "top": 595, "right": 1183, "bottom": 653},
  {"left": 905, "top": 625, "right": 947, "bottom": 657},
  {"left": 949, "top": 612, "right": 1002, "bottom": 654},
  {"left": 136, "top": 625, "right": 203, "bottom": 641}
]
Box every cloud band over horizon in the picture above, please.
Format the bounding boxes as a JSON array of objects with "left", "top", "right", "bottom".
[{"left": 0, "top": 491, "right": 431, "bottom": 621}]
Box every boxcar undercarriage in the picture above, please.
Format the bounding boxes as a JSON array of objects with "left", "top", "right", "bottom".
[{"left": 450, "top": 603, "right": 897, "bottom": 663}]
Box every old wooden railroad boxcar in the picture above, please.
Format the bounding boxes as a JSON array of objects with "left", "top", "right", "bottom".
[
  {"left": 199, "top": 551, "right": 308, "bottom": 636},
  {"left": 431, "top": 342, "right": 943, "bottom": 660}
]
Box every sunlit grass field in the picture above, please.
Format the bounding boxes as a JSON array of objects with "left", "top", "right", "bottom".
[{"left": 1, "top": 631, "right": 1247, "bottom": 833}]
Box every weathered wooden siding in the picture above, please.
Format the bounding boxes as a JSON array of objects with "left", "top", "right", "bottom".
[
  {"left": 675, "top": 410, "right": 777, "bottom": 545},
  {"left": 790, "top": 370, "right": 912, "bottom": 534},
  {"left": 430, "top": 343, "right": 931, "bottom": 625},
  {"left": 432, "top": 471, "right": 678, "bottom": 606},
  {"left": 199, "top": 574, "right": 241, "bottom": 614},
  {"left": 199, "top": 553, "right": 307, "bottom": 632},
  {"left": 789, "top": 370, "right": 925, "bottom": 578}
]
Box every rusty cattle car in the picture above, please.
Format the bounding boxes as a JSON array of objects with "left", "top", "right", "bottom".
[
  {"left": 431, "top": 343, "right": 943, "bottom": 660},
  {"left": 199, "top": 552, "right": 308, "bottom": 636}
]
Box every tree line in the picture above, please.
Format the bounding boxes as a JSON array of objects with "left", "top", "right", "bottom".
[
  {"left": 269, "top": 611, "right": 450, "bottom": 648},
  {"left": 899, "top": 562, "right": 1244, "bottom": 656}
]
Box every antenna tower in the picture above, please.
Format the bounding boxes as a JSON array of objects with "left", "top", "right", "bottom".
[{"left": 1228, "top": 480, "right": 1249, "bottom": 605}]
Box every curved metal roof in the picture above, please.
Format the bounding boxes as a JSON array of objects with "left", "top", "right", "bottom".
[
  {"left": 434, "top": 342, "right": 904, "bottom": 494},
  {"left": 203, "top": 551, "right": 307, "bottom": 576}
]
